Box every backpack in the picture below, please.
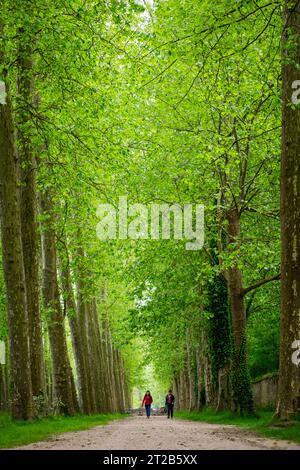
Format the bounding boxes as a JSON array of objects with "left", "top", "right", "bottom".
[{"left": 166, "top": 393, "right": 173, "bottom": 404}]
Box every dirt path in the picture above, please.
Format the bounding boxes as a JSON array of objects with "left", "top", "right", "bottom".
[{"left": 15, "top": 416, "right": 300, "bottom": 450}]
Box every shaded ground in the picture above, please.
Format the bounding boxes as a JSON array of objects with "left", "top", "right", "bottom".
[{"left": 16, "top": 416, "right": 300, "bottom": 450}]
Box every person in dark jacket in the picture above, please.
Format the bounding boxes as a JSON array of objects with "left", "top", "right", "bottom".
[
  {"left": 142, "top": 390, "right": 153, "bottom": 418},
  {"left": 165, "top": 389, "right": 175, "bottom": 419}
]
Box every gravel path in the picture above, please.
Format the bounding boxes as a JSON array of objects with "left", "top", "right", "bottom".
[{"left": 16, "top": 416, "right": 300, "bottom": 450}]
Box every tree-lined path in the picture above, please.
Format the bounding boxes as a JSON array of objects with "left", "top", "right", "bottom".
[
  {"left": 1, "top": 0, "right": 300, "bottom": 448},
  {"left": 16, "top": 417, "right": 300, "bottom": 450}
]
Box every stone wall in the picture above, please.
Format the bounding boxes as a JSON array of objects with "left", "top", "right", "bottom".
[{"left": 251, "top": 374, "right": 278, "bottom": 409}]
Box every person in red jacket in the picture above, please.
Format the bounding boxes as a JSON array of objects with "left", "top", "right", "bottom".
[{"left": 141, "top": 390, "right": 153, "bottom": 418}]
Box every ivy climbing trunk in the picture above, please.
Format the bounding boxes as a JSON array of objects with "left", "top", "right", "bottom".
[
  {"left": 207, "top": 215, "right": 232, "bottom": 412},
  {"left": 226, "top": 208, "right": 253, "bottom": 414},
  {"left": 277, "top": 0, "right": 300, "bottom": 420}
]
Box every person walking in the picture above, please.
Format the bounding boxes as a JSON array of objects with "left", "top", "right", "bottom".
[
  {"left": 142, "top": 390, "right": 153, "bottom": 419},
  {"left": 165, "top": 389, "right": 175, "bottom": 419}
]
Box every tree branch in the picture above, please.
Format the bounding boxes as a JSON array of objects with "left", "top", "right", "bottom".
[{"left": 242, "top": 273, "right": 280, "bottom": 297}]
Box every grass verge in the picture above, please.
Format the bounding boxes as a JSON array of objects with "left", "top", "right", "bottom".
[
  {"left": 0, "top": 412, "right": 126, "bottom": 449},
  {"left": 176, "top": 409, "right": 300, "bottom": 444}
]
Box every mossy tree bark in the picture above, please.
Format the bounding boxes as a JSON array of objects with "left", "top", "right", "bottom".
[
  {"left": 17, "top": 29, "right": 45, "bottom": 400},
  {"left": 41, "top": 191, "right": 77, "bottom": 415},
  {"left": 276, "top": 0, "right": 300, "bottom": 420},
  {"left": 0, "top": 29, "right": 33, "bottom": 419}
]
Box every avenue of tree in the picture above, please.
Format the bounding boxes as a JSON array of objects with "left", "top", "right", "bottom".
[{"left": 0, "top": 0, "right": 299, "bottom": 421}]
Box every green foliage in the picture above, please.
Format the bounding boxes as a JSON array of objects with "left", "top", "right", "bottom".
[
  {"left": 0, "top": 0, "right": 283, "bottom": 418},
  {"left": 176, "top": 409, "right": 300, "bottom": 444},
  {"left": 0, "top": 412, "right": 126, "bottom": 449},
  {"left": 247, "top": 284, "right": 280, "bottom": 380}
]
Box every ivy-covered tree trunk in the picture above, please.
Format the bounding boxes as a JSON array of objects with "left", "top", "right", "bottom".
[
  {"left": 0, "top": 36, "right": 33, "bottom": 419},
  {"left": 276, "top": 0, "right": 300, "bottom": 420},
  {"left": 207, "top": 272, "right": 232, "bottom": 412},
  {"left": 227, "top": 208, "right": 253, "bottom": 414},
  {"left": 17, "top": 31, "right": 45, "bottom": 400},
  {"left": 207, "top": 219, "right": 232, "bottom": 412},
  {"left": 41, "top": 191, "right": 77, "bottom": 415}
]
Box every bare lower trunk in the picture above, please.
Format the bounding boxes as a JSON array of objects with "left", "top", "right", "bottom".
[
  {"left": 90, "top": 298, "right": 108, "bottom": 412},
  {"left": 202, "top": 329, "right": 214, "bottom": 408},
  {"left": 186, "top": 334, "right": 196, "bottom": 411},
  {"left": 106, "top": 321, "right": 117, "bottom": 411},
  {"left": 76, "top": 248, "right": 97, "bottom": 413},
  {"left": 100, "top": 315, "right": 113, "bottom": 412},
  {"left": 60, "top": 259, "right": 88, "bottom": 412},
  {"left": 195, "top": 346, "right": 203, "bottom": 410},
  {"left": 41, "top": 192, "right": 76, "bottom": 415}
]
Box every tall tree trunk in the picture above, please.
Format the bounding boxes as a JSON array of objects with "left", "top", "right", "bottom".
[
  {"left": 106, "top": 321, "right": 117, "bottom": 411},
  {"left": 227, "top": 208, "right": 253, "bottom": 414},
  {"left": 113, "top": 349, "right": 122, "bottom": 412},
  {"left": 117, "top": 350, "right": 126, "bottom": 412},
  {"left": 90, "top": 298, "right": 107, "bottom": 412},
  {"left": 40, "top": 191, "right": 76, "bottom": 415},
  {"left": 179, "top": 369, "right": 187, "bottom": 409},
  {"left": 0, "top": 35, "right": 33, "bottom": 419},
  {"left": 277, "top": 0, "right": 300, "bottom": 420},
  {"left": 85, "top": 300, "right": 102, "bottom": 412},
  {"left": 76, "top": 266, "right": 96, "bottom": 414},
  {"left": 43, "top": 329, "right": 52, "bottom": 414},
  {"left": 195, "top": 346, "right": 203, "bottom": 410},
  {"left": 100, "top": 314, "right": 113, "bottom": 412},
  {"left": 186, "top": 333, "right": 196, "bottom": 411},
  {"left": 17, "top": 31, "right": 45, "bottom": 400},
  {"left": 101, "top": 288, "right": 117, "bottom": 412},
  {"left": 202, "top": 329, "right": 214, "bottom": 408},
  {"left": 60, "top": 257, "right": 90, "bottom": 413}
]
